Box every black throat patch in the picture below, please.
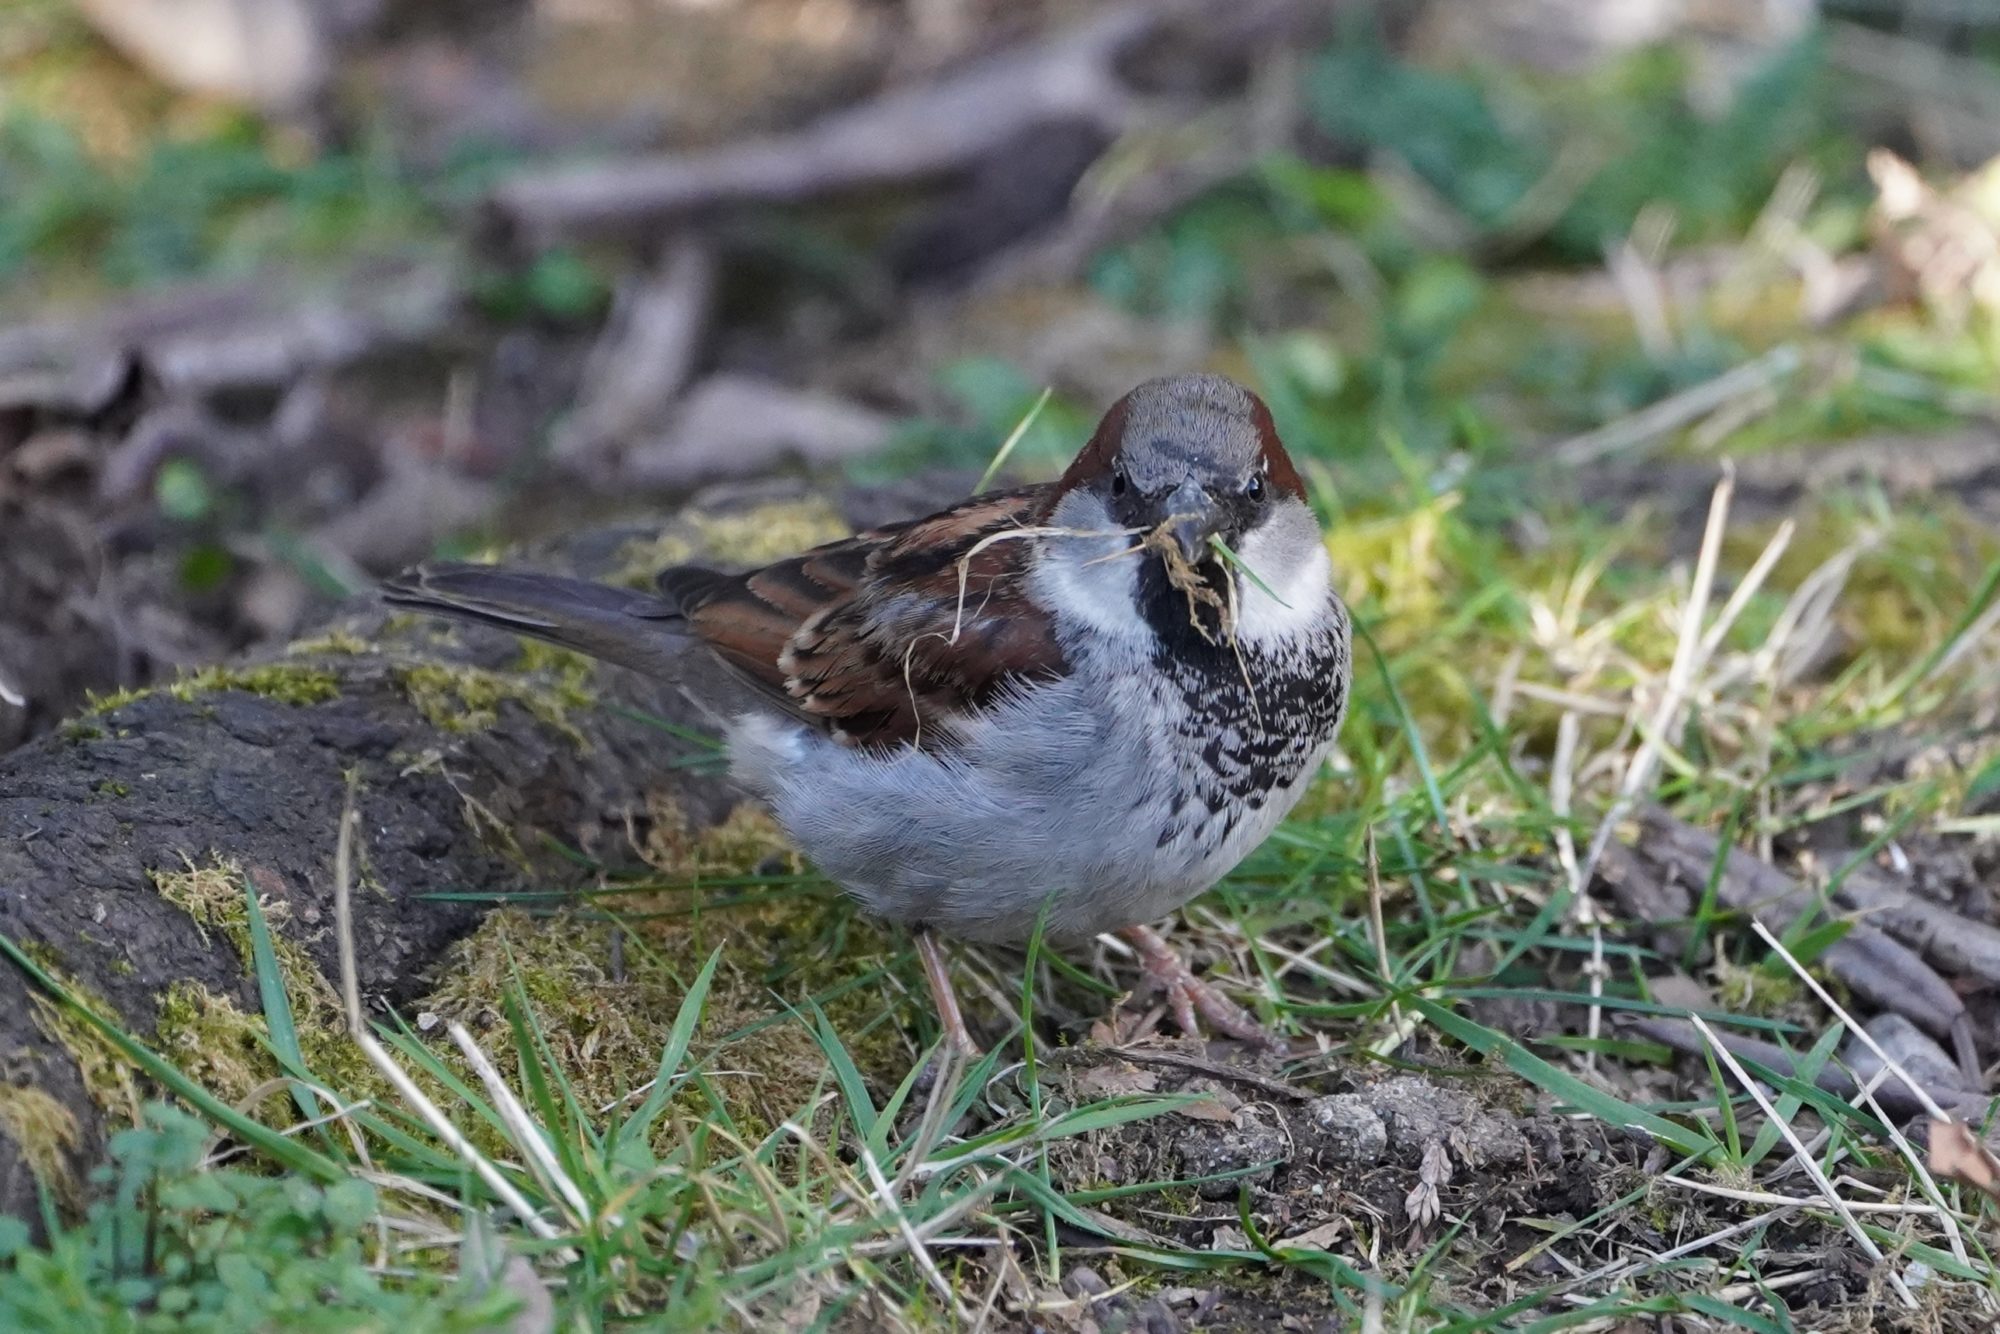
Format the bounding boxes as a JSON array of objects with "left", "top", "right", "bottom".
[{"left": 1142, "top": 565, "right": 1350, "bottom": 812}]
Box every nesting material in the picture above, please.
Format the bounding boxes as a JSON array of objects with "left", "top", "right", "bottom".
[{"left": 1142, "top": 517, "right": 1237, "bottom": 648}]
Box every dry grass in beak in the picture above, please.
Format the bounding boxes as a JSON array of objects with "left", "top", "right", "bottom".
[
  {"left": 1141, "top": 518, "right": 1266, "bottom": 722},
  {"left": 1141, "top": 515, "right": 1235, "bottom": 647}
]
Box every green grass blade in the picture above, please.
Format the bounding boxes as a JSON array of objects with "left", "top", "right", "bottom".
[
  {"left": 240, "top": 873, "right": 326, "bottom": 1129},
  {"left": 808, "top": 1001, "right": 879, "bottom": 1143},
  {"left": 1410, "top": 995, "right": 1718, "bottom": 1160},
  {"left": 0, "top": 929, "right": 342, "bottom": 1182},
  {"left": 976, "top": 387, "right": 1052, "bottom": 492},
  {"left": 615, "top": 945, "right": 723, "bottom": 1161},
  {"left": 1355, "top": 618, "right": 1449, "bottom": 830}
]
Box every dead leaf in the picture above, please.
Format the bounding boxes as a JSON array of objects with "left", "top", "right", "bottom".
[
  {"left": 1174, "top": 1097, "right": 1237, "bottom": 1122},
  {"left": 1929, "top": 1117, "right": 2000, "bottom": 1202},
  {"left": 1068, "top": 1061, "right": 1160, "bottom": 1099},
  {"left": 1209, "top": 1223, "right": 1253, "bottom": 1253},
  {"left": 1421, "top": 1139, "right": 1454, "bottom": 1189},
  {"left": 1275, "top": 1220, "right": 1344, "bottom": 1251},
  {"left": 1405, "top": 1178, "right": 1441, "bottom": 1232}
]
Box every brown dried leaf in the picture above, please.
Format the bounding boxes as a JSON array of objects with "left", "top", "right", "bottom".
[
  {"left": 1275, "top": 1219, "right": 1344, "bottom": 1251},
  {"left": 1928, "top": 1117, "right": 2000, "bottom": 1202},
  {"left": 1174, "top": 1096, "right": 1238, "bottom": 1123},
  {"left": 1068, "top": 1060, "right": 1161, "bottom": 1100},
  {"left": 1405, "top": 1178, "right": 1441, "bottom": 1232},
  {"left": 1421, "top": 1139, "right": 1454, "bottom": 1188}
]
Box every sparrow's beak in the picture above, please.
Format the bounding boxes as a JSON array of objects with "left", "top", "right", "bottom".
[{"left": 1156, "top": 477, "right": 1222, "bottom": 566}]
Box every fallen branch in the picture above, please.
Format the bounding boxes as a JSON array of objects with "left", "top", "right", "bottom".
[
  {"left": 488, "top": 5, "right": 1157, "bottom": 240},
  {"left": 1601, "top": 807, "right": 1981, "bottom": 1085}
]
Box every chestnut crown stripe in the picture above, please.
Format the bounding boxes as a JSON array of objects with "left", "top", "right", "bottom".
[
  {"left": 1245, "top": 393, "right": 1306, "bottom": 501},
  {"left": 1055, "top": 380, "right": 1304, "bottom": 502}
]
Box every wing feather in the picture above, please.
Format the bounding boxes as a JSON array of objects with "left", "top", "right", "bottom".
[{"left": 656, "top": 488, "right": 1067, "bottom": 748}]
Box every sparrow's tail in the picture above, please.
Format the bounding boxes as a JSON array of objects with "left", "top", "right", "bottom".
[{"left": 381, "top": 562, "right": 692, "bottom": 680}]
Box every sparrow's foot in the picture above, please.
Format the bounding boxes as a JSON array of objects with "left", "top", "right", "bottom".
[
  {"left": 915, "top": 930, "right": 982, "bottom": 1058},
  {"left": 1117, "top": 923, "right": 1276, "bottom": 1048}
]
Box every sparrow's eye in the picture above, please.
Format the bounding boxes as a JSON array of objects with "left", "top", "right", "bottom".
[
  {"left": 1110, "top": 467, "right": 1128, "bottom": 497},
  {"left": 1243, "top": 473, "right": 1265, "bottom": 501}
]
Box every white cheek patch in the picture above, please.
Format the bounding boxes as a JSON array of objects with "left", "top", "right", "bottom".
[
  {"left": 1231, "top": 509, "right": 1332, "bottom": 645},
  {"left": 1030, "top": 491, "right": 1152, "bottom": 645}
]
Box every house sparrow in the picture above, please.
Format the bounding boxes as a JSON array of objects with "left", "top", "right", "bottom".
[{"left": 383, "top": 373, "right": 1351, "bottom": 1053}]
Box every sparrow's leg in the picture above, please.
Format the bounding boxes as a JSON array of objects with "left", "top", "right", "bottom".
[
  {"left": 915, "top": 930, "right": 981, "bottom": 1057},
  {"left": 1117, "top": 923, "right": 1275, "bottom": 1047}
]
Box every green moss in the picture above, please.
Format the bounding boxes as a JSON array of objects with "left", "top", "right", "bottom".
[
  {"left": 143, "top": 862, "right": 376, "bottom": 1112},
  {"left": 514, "top": 640, "right": 600, "bottom": 697},
  {"left": 635, "top": 801, "right": 917, "bottom": 1116},
  {"left": 204, "top": 663, "right": 341, "bottom": 706},
  {"left": 395, "top": 663, "right": 589, "bottom": 748},
  {"left": 286, "top": 627, "right": 373, "bottom": 657},
  {"left": 93, "top": 780, "right": 130, "bottom": 798},
  {"left": 149, "top": 859, "right": 340, "bottom": 1030},
  {"left": 80, "top": 685, "right": 147, "bottom": 715},
  {"left": 84, "top": 662, "right": 340, "bottom": 716},
  {"left": 609, "top": 498, "right": 851, "bottom": 588},
  {"left": 1714, "top": 954, "right": 1809, "bottom": 1024},
  {"left": 22, "top": 962, "right": 142, "bottom": 1126},
  {"left": 153, "top": 981, "right": 277, "bottom": 1108},
  {"left": 0, "top": 1084, "right": 80, "bottom": 1198},
  {"left": 409, "top": 800, "right": 914, "bottom": 1143}
]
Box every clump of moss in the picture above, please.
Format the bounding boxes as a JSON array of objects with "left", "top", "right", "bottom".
[
  {"left": 149, "top": 859, "right": 340, "bottom": 1030},
  {"left": 515, "top": 640, "right": 599, "bottom": 697},
  {"left": 153, "top": 981, "right": 277, "bottom": 1108},
  {"left": 640, "top": 797, "right": 800, "bottom": 881},
  {"left": 0, "top": 1084, "right": 80, "bottom": 1198},
  {"left": 395, "top": 663, "right": 589, "bottom": 748},
  {"left": 22, "top": 960, "right": 143, "bottom": 1125},
  {"left": 630, "top": 800, "right": 919, "bottom": 1106},
  {"left": 1714, "top": 953, "right": 1810, "bottom": 1024},
  {"left": 80, "top": 685, "right": 148, "bottom": 714},
  {"left": 143, "top": 861, "right": 380, "bottom": 1112},
  {"left": 407, "top": 799, "right": 918, "bottom": 1142},
  {"left": 419, "top": 909, "right": 677, "bottom": 1113},
  {"left": 200, "top": 664, "right": 342, "bottom": 706},
  {"left": 286, "top": 628, "right": 373, "bottom": 657},
  {"left": 84, "top": 662, "right": 340, "bottom": 716},
  {"left": 610, "top": 498, "right": 851, "bottom": 588}
]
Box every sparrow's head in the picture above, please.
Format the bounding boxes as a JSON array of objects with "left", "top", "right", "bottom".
[
  {"left": 1059, "top": 373, "right": 1307, "bottom": 564},
  {"left": 1040, "top": 374, "right": 1330, "bottom": 650}
]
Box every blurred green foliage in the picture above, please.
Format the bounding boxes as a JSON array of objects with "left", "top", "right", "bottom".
[
  {"left": 0, "top": 114, "right": 434, "bottom": 300},
  {"left": 0, "top": 1105, "right": 513, "bottom": 1332},
  {"left": 469, "top": 247, "right": 612, "bottom": 324},
  {"left": 1080, "top": 27, "right": 1941, "bottom": 512},
  {"left": 1308, "top": 29, "right": 1845, "bottom": 257}
]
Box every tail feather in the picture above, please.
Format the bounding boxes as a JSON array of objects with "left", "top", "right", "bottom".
[{"left": 381, "top": 562, "right": 690, "bottom": 680}]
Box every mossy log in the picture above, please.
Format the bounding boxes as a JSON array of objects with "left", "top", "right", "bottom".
[{"left": 0, "top": 488, "right": 880, "bottom": 1221}]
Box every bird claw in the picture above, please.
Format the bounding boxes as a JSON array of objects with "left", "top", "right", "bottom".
[{"left": 1118, "top": 923, "right": 1279, "bottom": 1049}]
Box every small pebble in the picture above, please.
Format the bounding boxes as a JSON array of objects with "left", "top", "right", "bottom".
[
  {"left": 1176, "top": 1120, "right": 1287, "bottom": 1199},
  {"left": 1303, "top": 1093, "right": 1387, "bottom": 1165}
]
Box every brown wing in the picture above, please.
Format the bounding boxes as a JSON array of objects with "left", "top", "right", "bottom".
[{"left": 658, "top": 487, "right": 1069, "bottom": 748}]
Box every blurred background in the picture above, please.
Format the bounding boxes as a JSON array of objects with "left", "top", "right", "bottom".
[{"left": 2, "top": 0, "right": 1998, "bottom": 750}]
